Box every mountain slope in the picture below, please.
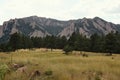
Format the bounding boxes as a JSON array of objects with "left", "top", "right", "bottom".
[
  {"left": 59, "top": 17, "right": 120, "bottom": 37},
  {"left": 0, "top": 16, "right": 120, "bottom": 42}
]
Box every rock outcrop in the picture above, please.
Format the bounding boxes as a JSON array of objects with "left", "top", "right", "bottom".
[{"left": 0, "top": 16, "right": 120, "bottom": 42}]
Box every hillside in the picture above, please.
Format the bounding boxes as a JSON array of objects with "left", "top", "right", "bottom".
[{"left": 0, "top": 16, "right": 120, "bottom": 42}]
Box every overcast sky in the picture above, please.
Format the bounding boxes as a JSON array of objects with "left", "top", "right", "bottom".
[{"left": 0, "top": 0, "right": 120, "bottom": 25}]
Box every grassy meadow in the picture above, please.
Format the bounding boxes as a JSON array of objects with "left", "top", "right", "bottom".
[{"left": 0, "top": 48, "right": 120, "bottom": 80}]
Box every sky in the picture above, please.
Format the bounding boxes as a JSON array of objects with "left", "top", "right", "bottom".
[{"left": 0, "top": 0, "right": 120, "bottom": 25}]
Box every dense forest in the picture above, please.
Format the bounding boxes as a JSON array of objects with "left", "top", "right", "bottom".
[{"left": 0, "top": 31, "right": 120, "bottom": 54}]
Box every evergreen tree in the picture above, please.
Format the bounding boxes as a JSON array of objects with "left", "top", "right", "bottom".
[
  {"left": 104, "top": 32, "right": 117, "bottom": 53},
  {"left": 68, "top": 32, "right": 77, "bottom": 48},
  {"left": 43, "top": 35, "right": 56, "bottom": 51},
  {"left": 63, "top": 45, "right": 73, "bottom": 55},
  {"left": 90, "top": 33, "right": 104, "bottom": 52},
  {"left": 112, "top": 32, "right": 120, "bottom": 53},
  {"left": 31, "top": 37, "right": 43, "bottom": 48},
  {"left": 59, "top": 36, "right": 67, "bottom": 49},
  {"left": 21, "top": 35, "right": 33, "bottom": 49},
  {"left": 9, "top": 33, "right": 23, "bottom": 51},
  {"left": 1, "top": 31, "right": 120, "bottom": 54}
]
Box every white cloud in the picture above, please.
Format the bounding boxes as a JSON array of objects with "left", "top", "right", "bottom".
[{"left": 0, "top": 0, "right": 120, "bottom": 24}]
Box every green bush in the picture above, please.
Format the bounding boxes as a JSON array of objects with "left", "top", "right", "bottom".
[
  {"left": 44, "top": 70, "right": 53, "bottom": 76},
  {"left": 82, "top": 53, "right": 88, "bottom": 57},
  {"left": 0, "top": 64, "right": 9, "bottom": 80},
  {"left": 63, "top": 45, "right": 73, "bottom": 55}
]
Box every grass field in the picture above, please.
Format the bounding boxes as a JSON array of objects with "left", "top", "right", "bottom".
[{"left": 0, "top": 48, "right": 120, "bottom": 80}]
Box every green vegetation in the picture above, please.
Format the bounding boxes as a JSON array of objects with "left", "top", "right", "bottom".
[
  {"left": 1, "top": 32, "right": 120, "bottom": 54},
  {"left": 0, "top": 64, "right": 9, "bottom": 80},
  {"left": 44, "top": 70, "right": 53, "bottom": 76},
  {"left": 0, "top": 32, "right": 120, "bottom": 80},
  {"left": 63, "top": 45, "right": 73, "bottom": 54},
  {"left": 0, "top": 32, "right": 120, "bottom": 54},
  {"left": 0, "top": 49, "right": 120, "bottom": 80}
]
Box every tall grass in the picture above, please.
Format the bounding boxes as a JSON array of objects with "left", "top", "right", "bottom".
[
  {"left": 0, "top": 64, "right": 9, "bottom": 80},
  {"left": 0, "top": 49, "right": 120, "bottom": 80}
]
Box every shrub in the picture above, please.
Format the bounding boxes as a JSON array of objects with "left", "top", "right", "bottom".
[
  {"left": 0, "top": 64, "right": 9, "bottom": 80},
  {"left": 44, "top": 70, "right": 53, "bottom": 76},
  {"left": 82, "top": 53, "right": 88, "bottom": 57},
  {"left": 63, "top": 45, "right": 73, "bottom": 55}
]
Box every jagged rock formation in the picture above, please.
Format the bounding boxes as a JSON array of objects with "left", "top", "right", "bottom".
[{"left": 0, "top": 16, "right": 120, "bottom": 42}]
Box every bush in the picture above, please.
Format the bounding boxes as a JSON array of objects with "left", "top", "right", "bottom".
[
  {"left": 44, "top": 70, "right": 53, "bottom": 76},
  {"left": 82, "top": 53, "right": 88, "bottom": 57},
  {"left": 63, "top": 45, "right": 73, "bottom": 55},
  {"left": 0, "top": 64, "right": 9, "bottom": 80}
]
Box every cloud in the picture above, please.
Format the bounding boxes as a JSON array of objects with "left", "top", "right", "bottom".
[
  {"left": 106, "top": 4, "right": 120, "bottom": 14},
  {"left": 0, "top": 0, "right": 120, "bottom": 24}
]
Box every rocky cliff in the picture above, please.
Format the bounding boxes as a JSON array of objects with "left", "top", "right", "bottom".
[{"left": 0, "top": 16, "right": 120, "bottom": 42}]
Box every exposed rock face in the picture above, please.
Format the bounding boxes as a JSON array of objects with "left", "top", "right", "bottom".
[
  {"left": 0, "top": 25, "right": 4, "bottom": 38},
  {"left": 0, "top": 16, "right": 120, "bottom": 43},
  {"left": 59, "top": 17, "right": 120, "bottom": 37}
]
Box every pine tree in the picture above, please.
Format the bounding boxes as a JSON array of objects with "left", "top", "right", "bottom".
[
  {"left": 105, "top": 32, "right": 117, "bottom": 54},
  {"left": 63, "top": 45, "right": 73, "bottom": 55},
  {"left": 9, "top": 33, "right": 22, "bottom": 51}
]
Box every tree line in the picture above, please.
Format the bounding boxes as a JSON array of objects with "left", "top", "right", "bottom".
[{"left": 0, "top": 32, "right": 120, "bottom": 54}]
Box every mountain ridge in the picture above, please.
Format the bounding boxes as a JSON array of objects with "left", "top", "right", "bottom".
[{"left": 0, "top": 16, "right": 120, "bottom": 43}]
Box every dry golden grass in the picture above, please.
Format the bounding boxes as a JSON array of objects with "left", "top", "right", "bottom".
[{"left": 0, "top": 48, "right": 120, "bottom": 80}]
